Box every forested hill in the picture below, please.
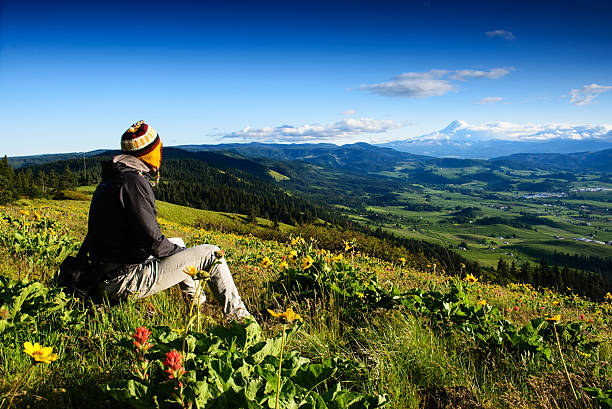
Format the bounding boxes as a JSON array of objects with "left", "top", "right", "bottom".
[
  {"left": 2, "top": 149, "right": 345, "bottom": 226},
  {"left": 178, "top": 142, "right": 431, "bottom": 173},
  {"left": 153, "top": 156, "right": 343, "bottom": 225},
  {"left": 491, "top": 148, "right": 612, "bottom": 171}
]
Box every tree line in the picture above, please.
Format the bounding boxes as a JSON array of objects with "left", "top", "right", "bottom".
[
  {"left": 2, "top": 152, "right": 610, "bottom": 299},
  {"left": 0, "top": 156, "right": 80, "bottom": 203},
  {"left": 1, "top": 154, "right": 344, "bottom": 226},
  {"left": 494, "top": 258, "right": 609, "bottom": 300},
  {"left": 152, "top": 158, "right": 345, "bottom": 225}
]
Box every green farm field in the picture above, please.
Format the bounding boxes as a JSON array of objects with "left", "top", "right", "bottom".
[{"left": 347, "top": 166, "right": 612, "bottom": 270}]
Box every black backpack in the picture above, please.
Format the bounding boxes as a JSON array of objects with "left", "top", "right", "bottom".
[{"left": 57, "top": 256, "right": 100, "bottom": 303}]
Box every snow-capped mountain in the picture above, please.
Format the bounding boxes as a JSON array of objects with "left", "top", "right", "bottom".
[{"left": 380, "top": 120, "right": 612, "bottom": 158}]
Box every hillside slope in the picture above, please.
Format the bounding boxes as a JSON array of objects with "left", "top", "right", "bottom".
[{"left": 0, "top": 198, "right": 610, "bottom": 408}]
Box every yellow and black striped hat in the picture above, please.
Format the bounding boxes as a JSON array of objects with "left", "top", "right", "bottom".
[{"left": 121, "top": 120, "right": 162, "bottom": 169}]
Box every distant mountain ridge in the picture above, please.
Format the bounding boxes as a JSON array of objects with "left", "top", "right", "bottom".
[
  {"left": 379, "top": 120, "right": 612, "bottom": 159},
  {"left": 177, "top": 142, "right": 431, "bottom": 173},
  {"left": 8, "top": 150, "right": 107, "bottom": 168},
  {"left": 491, "top": 148, "right": 612, "bottom": 171},
  {"left": 7, "top": 139, "right": 612, "bottom": 174}
]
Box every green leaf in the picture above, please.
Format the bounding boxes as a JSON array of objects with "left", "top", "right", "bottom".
[
  {"left": 247, "top": 339, "right": 282, "bottom": 365},
  {"left": 256, "top": 365, "right": 279, "bottom": 394},
  {"left": 301, "top": 391, "right": 329, "bottom": 409},
  {"left": 0, "top": 319, "right": 8, "bottom": 333},
  {"left": 282, "top": 353, "right": 311, "bottom": 377},
  {"left": 157, "top": 329, "right": 180, "bottom": 344},
  {"left": 267, "top": 380, "right": 299, "bottom": 409},
  {"left": 192, "top": 381, "right": 213, "bottom": 409},
  {"left": 244, "top": 378, "right": 264, "bottom": 401},
  {"left": 210, "top": 316, "right": 262, "bottom": 350},
  {"left": 101, "top": 380, "right": 152, "bottom": 409}
]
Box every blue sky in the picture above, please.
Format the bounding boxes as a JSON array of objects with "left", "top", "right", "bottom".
[{"left": 1, "top": 0, "right": 611, "bottom": 155}]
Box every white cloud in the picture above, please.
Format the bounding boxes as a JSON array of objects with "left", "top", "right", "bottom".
[
  {"left": 451, "top": 67, "right": 514, "bottom": 81},
  {"left": 223, "top": 118, "right": 404, "bottom": 142},
  {"left": 569, "top": 83, "right": 612, "bottom": 106},
  {"left": 485, "top": 30, "right": 515, "bottom": 41},
  {"left": 360, "top": 70, "right": 454, "bottom": 98},
  {"left": 361, "top": 68, "right": 513, "bottom": 98},
  {"left": 410, "top": 120, "right": 612, "bottom": 142},
  {"left": 475, "top": 96, "right": 503, "bottom": 105},
  {"left": 342, "top": 109, "right": 357, "bottom": 116}
]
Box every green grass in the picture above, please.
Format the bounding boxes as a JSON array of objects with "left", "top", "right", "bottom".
[
  {"left": 268, "top": 169, "right": 290, "bottom": 181},
  {"left": 0, "top": 198, "right": 611, "bottom": 408}
]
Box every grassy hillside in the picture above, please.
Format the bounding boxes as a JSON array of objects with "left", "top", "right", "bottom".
[
  {"left": 0, "top": 197, "right": 611, "bottom": 408},
  {"left": 11, "top": 146, "right": 612, "bottom": 288}
]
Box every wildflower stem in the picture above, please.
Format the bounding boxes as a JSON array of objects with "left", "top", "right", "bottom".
[
  {"left": 183, "top": 278, "right": 204, "bottom": 354},
  {"left": 275, "top": 323, "right": 287, "bottom": 409},
  {"left": 196, "top": 280, "right": 203, "bottom": 333},
  {"left": 553, "top": 325, "right": 579, "bottom": 403},
  {"left": 2, "top": 363, "right": 35, "bottom": 409}
]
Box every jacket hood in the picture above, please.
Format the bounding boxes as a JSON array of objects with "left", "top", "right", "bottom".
[
  {"left": 101, "top": 155, "right": 151, "bottom": 180},
  {"left": 113, "top": 154, "right": 151, "bottom": 172}
]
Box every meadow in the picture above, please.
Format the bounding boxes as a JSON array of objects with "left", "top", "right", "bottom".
[
  {"left": 353, "top": 166, "right": 612, "bottom": 270},
  {"left": 0, "top": 195, "right": 611, "bottom": 408}
]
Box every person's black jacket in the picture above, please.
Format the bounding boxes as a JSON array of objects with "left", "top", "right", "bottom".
[{"left": 78, "top": 155, "right": 182, "bottom": 275}]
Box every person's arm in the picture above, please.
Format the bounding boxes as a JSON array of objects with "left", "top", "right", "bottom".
[{"left": 123, "top": 175, "right": 183, "bottom": 258}]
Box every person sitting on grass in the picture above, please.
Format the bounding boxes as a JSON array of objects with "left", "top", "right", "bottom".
[{"left": 76, "top": 120, "right": 250, "bottom": 321}]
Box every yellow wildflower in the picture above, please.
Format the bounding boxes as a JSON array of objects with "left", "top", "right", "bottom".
[
  {"left": 288, "top": 250, "right": 298, "bottom": 263},
  {"left": 399, "top": 257, "right": 406, "bottom": 264},
  {"left": 279, "top": 260, "right": 288, "bottom": 270},
  {"left": 267, "top": 307, "right": 302, "bottom": 322},
  {"left": 332, "top": 253, "right": 344, "bottom": 262},
  {"left": 343, "top": 240, "right": 352, "bottom": 252},
  {"left": 183, "top": 265, "right": 198, "bottom": 278},
  {"left": 465, "top": 274, "right": 478, "bottom": 284},
  {"left": 605, "top": 292, "right": 612, "bottom": 302},
  {"left": 302, "top": 255, "right": 314, "bottom": 269},
  {"left": 23, "top": 342, "right": 58, "bottom": 364},
  {"left": 261, "top": 257, "right": 273, "bottom": 269},
  {"left": 546, "top": 314, "right": 561, "bottom": 322},
  {"left": 290, "top": 236, "right": 303, "bottom": 246},
  {"left": 477, "top": 299, "right": 487, "bottom": 306},
  {"left": 33, "top": 212, "right": 41, "bottom": 221},
  {"left": 576, "top": 349, "right": 591, "bottom": 359}
]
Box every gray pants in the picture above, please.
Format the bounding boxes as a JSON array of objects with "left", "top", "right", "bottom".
[{"left": 99, "top": 243, "right": 249, "bottom": 318}]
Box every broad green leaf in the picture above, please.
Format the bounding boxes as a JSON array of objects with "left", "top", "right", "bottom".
[
  {"left": 101, "top": 380, "right": 152, "bottom": 409},
  {"left": 247, "top": 339, "right": 282, "bottom": 365},
  {"left": 293, "top": 363, "right": 336, "bottom": 390}
]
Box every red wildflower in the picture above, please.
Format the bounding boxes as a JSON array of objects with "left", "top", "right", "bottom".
[
  {"left": 513, "top": 306, "right": 519, "bottom": 311},
  {"left": 163, "top": 350, "right": 186, "bottom": 379},
  {"left": 131, "top": 327, "right": 153, "bottom": 351},
  {"left": 580, "top": 314, "right": 585, "bottom": 320}
]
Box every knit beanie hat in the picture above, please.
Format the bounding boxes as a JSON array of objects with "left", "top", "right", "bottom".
[{"left": 121, "top": 121, "right": 162, "bottom": 169}]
